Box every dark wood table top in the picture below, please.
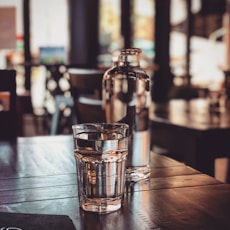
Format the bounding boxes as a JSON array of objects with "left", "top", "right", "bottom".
[
  {"left": 1, "top": 135, "right": 230, "bottom": 229},
  {"left": 150, "top": 98, "right": 230, "bottom": 130}
]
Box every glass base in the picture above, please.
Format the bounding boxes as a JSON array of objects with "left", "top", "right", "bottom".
[
  {"left": 80, "top": 196, "right": 122, "bottom": 214},
  {"left": 125, "top": 165, "right": 150, "bottom": 182}
]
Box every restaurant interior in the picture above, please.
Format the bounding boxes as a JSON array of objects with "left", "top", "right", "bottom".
[
  {"left": 0, "top": 0, "right": 230, "bottom": 182},
  {"left": 2, "top": 1, "right": 230, "bottom": 228},
  {"left": 0, "top": 2, "right": 228, "bottom": 169}
]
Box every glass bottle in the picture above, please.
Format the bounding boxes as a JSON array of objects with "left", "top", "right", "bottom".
[{"left": 102, "top": 48, "right": 151, "bottom": 182}]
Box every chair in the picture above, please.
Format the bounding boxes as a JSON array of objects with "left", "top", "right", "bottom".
[
  {"left": 45, "top": 64, "right": 76, "bottom": 135},
  {"left": 0, "top": 69, "right": 17, "bottom": 140},
  {"left": 50, "top": 95, "right": 76, "bottom": 135},
  {"left": 68, "top": 68, "right": 106, "bottom": 124}
]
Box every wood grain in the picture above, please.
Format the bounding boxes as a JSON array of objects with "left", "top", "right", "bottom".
[{"left": 0, "top": 135, "right": 230, "bottom": 229}]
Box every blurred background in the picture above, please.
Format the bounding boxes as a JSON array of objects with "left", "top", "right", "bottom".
[
  {"left": 0, "top": 0, "right": 228, "bottom": 133},
  {"left": 0, "top": 0, "right": 227, "bottom": 87}
]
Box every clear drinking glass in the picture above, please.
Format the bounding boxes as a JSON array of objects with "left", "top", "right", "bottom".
[{"left": 72, "top": 123, "right": 129, "bottom": 214}]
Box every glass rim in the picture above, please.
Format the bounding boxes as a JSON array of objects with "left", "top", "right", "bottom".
[
  {"left": 72, "top": 123, "right": 129, "bottom": 143},
  {"left": 72, "top": 122, "right": 129, "bottom": 130}
]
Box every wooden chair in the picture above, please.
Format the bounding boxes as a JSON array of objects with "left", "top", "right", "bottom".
[
  {"left": 68, "top": 68, "right": 106, "bottom": 124},
  {"left": 0, "top": 69, "right": 17, "bottom": 140}
]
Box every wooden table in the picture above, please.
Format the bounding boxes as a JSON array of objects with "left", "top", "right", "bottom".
[
  {"left": 1, "top": 135, "right": 230, "bottom": 229},
  {"left": 150, "top": 98, "right": 230, "bottom": 177}
]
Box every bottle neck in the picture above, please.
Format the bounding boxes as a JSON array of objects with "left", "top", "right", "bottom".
[
  {"left": 117, "top": 48, "right": 141, "bottom": 67},
  {"left": 118, "top": 54, "right": 140, "bottom": 67}
]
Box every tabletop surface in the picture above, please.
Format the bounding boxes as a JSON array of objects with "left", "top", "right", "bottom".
[
  {"left": 150, "top": 98, "right": 230, "bottom": 130},
  {"left": 0, "top": 135, "right": 230, "bottom": 229}
]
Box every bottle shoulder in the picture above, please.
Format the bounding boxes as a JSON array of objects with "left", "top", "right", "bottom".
[{"left": 103, "top": 66, "right": 149, "bottom": 80}]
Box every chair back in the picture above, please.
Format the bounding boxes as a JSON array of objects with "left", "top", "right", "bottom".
[
  {"left": 68, "top": 68, "right": 106, "bottom": 123},
  {"left": 0, "top": 69, "right": 17, "bottom": 140}
]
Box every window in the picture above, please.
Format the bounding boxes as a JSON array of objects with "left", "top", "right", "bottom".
[
  {"left": 30, "top": 0, "right": 69, "bottom": 63},
  {"left": 98, "top": 0, "right": 121, "bottom": 66},
  {"left": 132, "top": 0, "right": 155, "bottom": 61},
  {"left": 170, "top": 0, "right": 226, "bottom": 89},
  {"left": 99, "top": 0, "right": 155, "bottom": 68}
]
